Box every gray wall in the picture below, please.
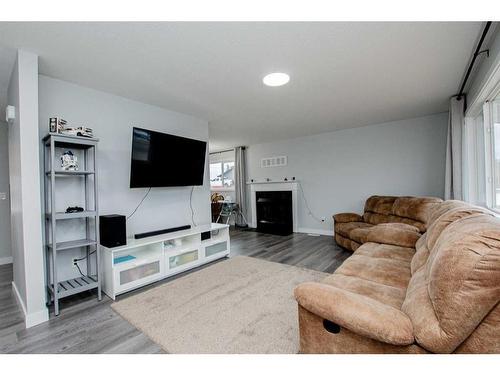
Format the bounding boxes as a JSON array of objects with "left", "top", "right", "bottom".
[
  {"left": 246, "top": 112, "right": 448, "bottom": 234},
  {"left": 38, "top": 76, "right": 211, "bottom": 281},
  {"left": 8, "top": 50, "right": 47, "bottom": 326},
  {"left": 0, "top": 121, "right": 11, "bottom": 262}
]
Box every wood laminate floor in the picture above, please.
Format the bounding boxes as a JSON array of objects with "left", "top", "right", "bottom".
[{"left": 0, "top": 228, "right": 351, "bottom": 354}]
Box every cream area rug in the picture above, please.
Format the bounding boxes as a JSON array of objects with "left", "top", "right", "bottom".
[{"left": 111, "top": 256, "right": 327, "bottom": 354}]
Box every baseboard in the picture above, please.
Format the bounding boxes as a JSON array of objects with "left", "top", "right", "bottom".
[
  {"left": 12, "top": 281, "right": 49, "bottom": 328},
  {"left": 297, "top": 227, "right": 334, "bottom": 236},
  {"left": 0, "top": 256, "right": 13, "bottom": 265},
  {"left": 246, "top": 225, "right": 333, "bottom": 236}
]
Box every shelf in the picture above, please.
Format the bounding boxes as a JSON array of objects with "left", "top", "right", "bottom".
[
  {"left": 46, "top": 210, "right": 97, "bottom": 220},
  {"left": 43, "top": 133, "right": 99, "bottom": 150},
  {"left": 47, "top": 238, "right": 97, "bottom": 251},
  {"left": 48, "top": 275, "right": 98, "bottom": 299},
  {"left": 45, "top": 170, "right": 95, "bottom": 176}
]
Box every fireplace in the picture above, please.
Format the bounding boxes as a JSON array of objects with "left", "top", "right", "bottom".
[{"left": 256, "top": 191, "right": 293, "bottom": 235}]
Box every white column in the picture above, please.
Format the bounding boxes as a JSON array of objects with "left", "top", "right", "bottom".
[{"left": 8, "top": 50, "right": 48, "bottom": 327}]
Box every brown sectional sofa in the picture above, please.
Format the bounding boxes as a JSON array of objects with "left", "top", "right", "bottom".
[
  {"left": 295, "top": 200, "right": 500, "bottom": 353},
  {"left": 334, "top": 195, "right": 443, "bottom": 251}
]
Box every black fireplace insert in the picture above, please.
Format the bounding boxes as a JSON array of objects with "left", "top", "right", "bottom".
[{"left": 256, "top": 191, "right": 293, "bottom": 235}]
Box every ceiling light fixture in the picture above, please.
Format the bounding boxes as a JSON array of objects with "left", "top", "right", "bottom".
[{"left": 263, "top": 72, "right": 290, "bottom": 87}]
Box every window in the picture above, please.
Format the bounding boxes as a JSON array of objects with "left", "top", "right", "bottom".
[
  {"left": 485, "top": 98, "right": 500, "bottom": 210},
  {"left": 463, "top": 58, "right": 500, "bottom": 211},
  {"left": 493, "top": 101, "right": 500, "bottom": 209},
  {"left": 210, "top": 161, "right": 235, "bottom": 189}
]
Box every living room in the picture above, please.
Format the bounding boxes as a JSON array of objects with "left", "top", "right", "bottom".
[{"left": 0, "top": 1, "right": 499, "bottom": 373}]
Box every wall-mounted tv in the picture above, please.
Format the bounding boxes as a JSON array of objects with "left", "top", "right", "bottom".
[{"left": 130, "top": 127, "right": 207, "bottom": 188}]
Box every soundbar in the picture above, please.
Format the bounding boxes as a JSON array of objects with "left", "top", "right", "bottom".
[{"left": 134, "top": 225, "right": 192, "bottom": 239}]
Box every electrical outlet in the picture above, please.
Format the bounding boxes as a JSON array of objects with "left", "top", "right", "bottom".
[{"left": 72, "top": 258, "right": 78, "bottom": 268}]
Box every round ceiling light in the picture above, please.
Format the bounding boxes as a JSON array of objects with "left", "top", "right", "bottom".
[{"left": 263, "top": 72, "right": 290, "bottom": 87}]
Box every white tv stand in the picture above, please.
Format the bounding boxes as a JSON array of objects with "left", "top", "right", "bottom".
[{"left": 101, "top": 223, "right": 230, "bottom": 300}]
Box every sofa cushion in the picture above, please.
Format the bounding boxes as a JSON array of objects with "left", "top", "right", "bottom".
[
  {"left": 350, "top": 227, "right": 371, "bottom": 244},
  {"left": 403, "top": 214, "right": 500, "bottom": 353},
  {"left": 426, "top": 200, "right": 469, "bottom": 226},
  {"left": 322, "top": 274, "right": 407, "bottom": 309},
  {"left": 335, "top": 248, "right": 412, "bottom": 290},
  {"left": 366, "top": 223, "right": 421, "bottom": 248},
  {"left": 335, "top": 233, "right": 356, "bottom": 251},
  {"left": 387, "top": 215, "right": 427, "bottom": 232},
  {"left": 411, "top": 233, "right": 430, "bottom": 274},
  {"left": 355, "top": 242, "right": 415, "bottom": 263},
  {"left": 335, "top": 221, "right": 373, "bottom": 238},
  {"left": 362, "top": 212, "right": 394, "bottom": 226},
  {"left": 392, "top": 196, "right": 443, "bottom": 224},
  {"left": 425, "top": 205, "right": 492, "bottom": 250},
  {"left": 364, "top": 196, "right": 398, "bottom": 215},
  {"left": 351, "top": 241, "right": 362, "bottom": 251},
  {"left": 333, "top": 213, "right": 363, "bottom": 223}
]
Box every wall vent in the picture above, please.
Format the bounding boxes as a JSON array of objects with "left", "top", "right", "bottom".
[{"left": 261, "top": 156, "right": 287, "bottom": 168}]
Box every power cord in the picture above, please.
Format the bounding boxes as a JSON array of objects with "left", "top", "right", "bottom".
[
  {"left": 189, "top": 186, "right": 197, "bottom": 226},
  {"left": 298, "top": 181, "right": 325, "bottom": 224},
  {"left": 75, "top": 262, "right": 86, "bottom": 278},
  {"left": 127, "top": 187, "right": 152, "bottom": 220},
  {"left": 74, "top": 250, "right": 96, "bottom": 262},
  {"left": 73, "top": 250, "right": 96, "bottom": 277}
]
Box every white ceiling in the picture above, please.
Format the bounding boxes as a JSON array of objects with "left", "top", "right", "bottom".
[
  {"left": 0, "top": 22, "right": 483, "bottom": 150},
  {"left": 0, "top": 45, "right": 16, "bottom": 123}
]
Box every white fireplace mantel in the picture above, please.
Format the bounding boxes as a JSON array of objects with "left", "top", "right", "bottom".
[{"left": 248, "top": 181, "right": 298, "bottom": 232}]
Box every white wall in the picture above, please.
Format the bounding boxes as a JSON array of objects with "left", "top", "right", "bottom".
[
  {"left": 38, "top": 76, "right": 211, "bottom": 281},
  {"left": 7, "top": 50, "right": 48, "bottom": 327},
  {"left": 0, "top": 121, "right": 12, "bottom": 264},
  {"left": 246, "top": 113, "right": 448, "bottom": 234}
]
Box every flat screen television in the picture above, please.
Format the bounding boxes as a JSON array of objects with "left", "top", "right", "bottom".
[{"left": 130, "top": 127, "right": 207, "bottom": 188}]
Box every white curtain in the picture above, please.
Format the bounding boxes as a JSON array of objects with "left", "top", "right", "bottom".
[
  {"left": 445, "top": 96, "right": 465, "bottom": 200},
  {"left": 234, "top": 146, "right": 248, "bottom": 227}
]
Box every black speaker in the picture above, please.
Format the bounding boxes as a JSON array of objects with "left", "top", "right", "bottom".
[{"left": 99, "top": 214, "right": 126, "bottom": 248}]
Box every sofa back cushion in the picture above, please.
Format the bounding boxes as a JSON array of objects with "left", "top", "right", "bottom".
[
  {"left": 425, "top": 205, "right": 492, "bottom": 250},
  {"left": 362, "top": 196, "right": 442, "bottom": 232},
  {"left": 403, "top": 214, "right": 500, "bottom": 353},
  {"left": 426, "top": 200, "right": 469, "bottom": 226},
  {"left": 392, "top": 197, "right": 443, "bottom": 226},
  {"left": 363, "top": 196, "right": 398, "bottom": 215}
]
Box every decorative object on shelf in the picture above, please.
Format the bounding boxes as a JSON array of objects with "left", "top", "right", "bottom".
[
  {"left": 49, "top": 117, "right": 67, "bottom": 133},
  {"left": 65, "top": 206, "right": 84, "bottom": 213},
  {"left": 60, "top": 150, "right": 78, "bottom": 171},
  {"left": 114, "top": 255, "right": 136, "bottom": 265},
  {"left": 60, "top": 126, "right": 94, "bottom": 138}
]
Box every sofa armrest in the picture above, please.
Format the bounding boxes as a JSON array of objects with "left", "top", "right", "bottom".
[
  {"left": 333, "top": 213, "right": 363, "bottom": 223},
  {"left": 294, "top": 282, "right": 414, "bottom": 346},
  {"left": 366, "top": 223, "right": 421, "bottom": 248}
]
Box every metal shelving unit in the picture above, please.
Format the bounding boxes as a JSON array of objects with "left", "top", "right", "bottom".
[{"left": 43, "top": 133, "right": 101, "bottom": 316}]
